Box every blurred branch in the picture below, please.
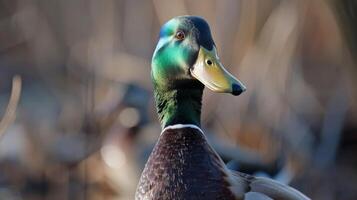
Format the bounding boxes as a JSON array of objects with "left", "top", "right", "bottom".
[
  {"left": 0, "top": 75, "right": 22, "bottom": 139},
  {"left": 315, "top": 86, "right": 348, "bottom": 167},
  {"left": 333, "top": 0, "right": 357, "bottom": 64}
]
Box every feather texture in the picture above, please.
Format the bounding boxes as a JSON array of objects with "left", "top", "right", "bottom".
[
  {"left": 136, "top": 126, "right": 310, "bottom": 200},
  {"left": 136, "top": 127, "right": 237, "bottom": 200},
  {"left": 228, "top": 171, "right": 310, "bottom": 200}
]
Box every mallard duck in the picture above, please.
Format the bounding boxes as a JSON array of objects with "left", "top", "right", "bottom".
[{"left": 135, "top": 16, "right": 310, "bottom": 200}]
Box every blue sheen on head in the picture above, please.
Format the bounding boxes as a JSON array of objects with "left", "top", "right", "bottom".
[
  {"left": 157, "top": 16, "right": 215, "bottom": 50},
  {"left": 187, "top": 16, "right": 215, "bottom": 50}
]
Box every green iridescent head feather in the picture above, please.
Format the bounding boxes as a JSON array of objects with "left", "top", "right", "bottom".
[
  {"left": 152, "top": 16, "right": 246, "bottom": 128},
  {"left": 152, "top": 16, "right": 214, "bottom": 89}
]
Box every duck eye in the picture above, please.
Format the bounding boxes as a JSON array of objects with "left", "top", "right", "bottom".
[
  {"left": 206, "top": 59, "right": 213, "bottom": 66},
  {"left": 175, "top": 30, "right": 185, "bottom": 40}
]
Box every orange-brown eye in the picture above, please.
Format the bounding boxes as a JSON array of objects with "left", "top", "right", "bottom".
[{"left": 175, "top": 30, "right": 185, "bottom": 40}]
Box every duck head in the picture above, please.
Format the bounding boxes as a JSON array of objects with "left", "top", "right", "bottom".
[{"left": 152, "top": 16, "right": 246, "bottom": 95}]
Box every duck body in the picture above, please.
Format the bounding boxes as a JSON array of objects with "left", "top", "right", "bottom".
[
  {"left": 136, "top": 124, "right": 309, "bottom": 200},
  {"left": 136, "top": 125, "right": 236, "bottom": 200},
  {"left": 135, "top": 16, "right": 310, "bottom": 200}
]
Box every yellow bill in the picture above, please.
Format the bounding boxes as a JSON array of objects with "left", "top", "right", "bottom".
[{"left": 190, "top": 46, "right": 246, "bottom": 96}]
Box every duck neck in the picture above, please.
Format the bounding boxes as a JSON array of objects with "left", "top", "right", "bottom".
[{"left": 154, "top": 81, "right": 204, "bottom": 128}]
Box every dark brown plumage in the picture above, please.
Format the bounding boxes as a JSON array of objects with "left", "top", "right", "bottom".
[
  {"left": 136, "top": 126, "right": 310, "bottom": 200},
  {"left": 136, "top": 127, "right": 238, "bottom": 200}
]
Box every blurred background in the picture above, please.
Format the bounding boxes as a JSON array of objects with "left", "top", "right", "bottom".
[{"left": 0, "top": 0, "right": 357, "bottom": 199}]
